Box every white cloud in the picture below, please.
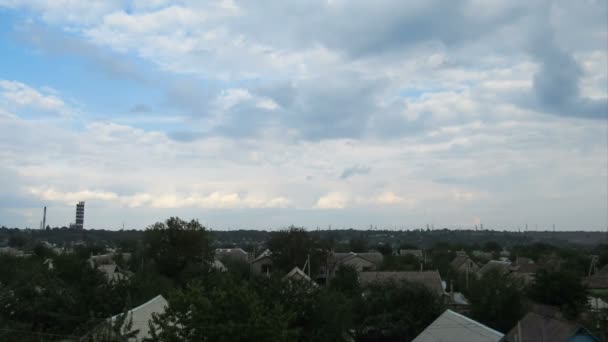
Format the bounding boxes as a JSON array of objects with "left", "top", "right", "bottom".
[
  {"left": 316, "top": 192, "right": 348, "bottom": 209},
  {"left": 0, "top": 80, "right": 73, "bottom": 116}
]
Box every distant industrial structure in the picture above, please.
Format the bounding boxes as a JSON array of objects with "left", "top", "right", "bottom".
[
  {"left": 69, "top": 201, "right": 85, "bottom": 229},
  {"left": 39, "top": 206, "right": 47, "bottom": 230}
]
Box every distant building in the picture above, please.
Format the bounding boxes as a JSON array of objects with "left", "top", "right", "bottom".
[
  {"left": 478, "top": 260, "right": 511, "bottom": 278},
  {"left": 501, "top": 311, "right": 599, "bottom": 342},
  {"left": 215, "top": 248, "right": 249, "bottom": 263},
  {"left": 358, "top": 271, "right": 444, "bottom": 297},
  {"left": 398, "top": 249, "right": 424, "bottom": 260},
  {"left": 70, "top": 201, "right": 85, "bottom": 229},
  {"left": 451, "top": 254, "right": 480, "bottom": 274},
  {"left": 328, "top": 252, "right": 383, "bottom": 276},
  {"left": 413, "top": 309, "right": 503, "bottom": 342},
  {"left": 250, "top": 249, "right": 273, "bottom": 275},
  {"left": 283, "top": 266, "right": 318, "bottom": 287}
]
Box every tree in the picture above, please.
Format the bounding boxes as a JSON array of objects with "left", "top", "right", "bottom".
[
  {"left": 354, "top": 281, "right": 443, "bottom": 341},
  {"left": 149, "top": 278, "right": 296, "bottom": 342},
  {"left": 349, "top": 237, "right": 368, "bottom": 253},
  {"left": 527, "top": 270, "right": 587, "bottom": 318},
  {"left": 143, "top": 217, "right": 213, "bottom": 283},
  {"left": 266, "top": 227, "right": 329, "bottom": 275},
  {"left": 468, "top": 269, "right": 526, "bottom": 332}
]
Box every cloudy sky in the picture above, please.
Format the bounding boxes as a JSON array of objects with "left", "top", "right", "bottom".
[{"left": 0, "top": 0, "right": 606, "bottom": 230}]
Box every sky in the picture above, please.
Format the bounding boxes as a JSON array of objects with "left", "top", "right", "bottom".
[{"left": 0, "top": 0, "right": 606, "bottom": 231}]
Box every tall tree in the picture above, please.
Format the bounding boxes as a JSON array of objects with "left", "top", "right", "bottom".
[
  {"left": 468, "top": 269, "right": 526, "bottom": 332},
  {"left": 266, "top": 226, "right": 329, "bottom": 275},
  {"left": 143, "top": 217, "right": 213, "bottom": 283},
  {"left": 149, "top": 278, "right": 296, "bottom": 342},
  {"left": 527, "top": 270, "right": 587, "bottom": 319},
  {"left": 354, "top": 281, "right": 443, "bottom": 341}
]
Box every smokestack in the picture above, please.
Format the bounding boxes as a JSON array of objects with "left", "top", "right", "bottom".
[{"left": 42, "top": 206, "right": 47, "bottom": 230}]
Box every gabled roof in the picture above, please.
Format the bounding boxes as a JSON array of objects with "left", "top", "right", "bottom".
[
  {"left": 107, "top": 295, "right": 168, "bottom": 342},
  {"left": 478, "top": 260, "right": 511, "bottom": 276},
  {"left": 358, "top": 271, "right": 444, "bottom": 297},
  {"left": 215, "top": 248, "right": 249, "bottom": 261},
  {"left": 283, "top": 266, "right": 318, "bottom": 287},
  {"left": 501, "top": 312, "right": 599, "bottom": 342},
  {"left": 583, "top": 275, "right": 608, "bottom": 289},
  {"left": 399, "top": 249, "right": 423, "bottom": 258},
  {"left": 597, "top": 264, "right": 608, "bottom": 276},
  {"left": 331, "top": 251, "right": 383, "bottom": 267},
  {"left": 413, "top": 309, "right": 504, "bottom": 342},
  {"left": 250, "top": 249, "right": 272, "bottom": 264},
  {"left": 451, "top": 255, "right": 475, "bottom": 269}
]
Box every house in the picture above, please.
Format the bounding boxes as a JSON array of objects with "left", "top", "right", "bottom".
[
  {"left": 358, "top": 271, "right": 444, "bottom": 297},
  {"left": 510, "top": 257, "right": 539, "bottom": 284},
  {"left": 583, "top": 274, "right": 608, "bottom": 290},
  {"left": 413, "top": 309, "right": 504, "bottom": 342},
  {"left": 450, "top": 254, "right": 480, "bottom": 274},
  {"left": 250, "top": 249, "right": 273, "bottom": 275},
  {"left": 327, "top": 252, "right": 383, "bottom": 276},
  {"left": 87, "top": 295, "right": 168, "bottom": 342},
  {"left": 0, "top": 247, "right": 24, "bottom": 257},
  {"left": 478, "top": 260, "right": 511, "bottom": 277},
  {"left": 472, "top": 250, "right": 493, "bottom": 261},
  {"left": 500, "top": 311, "right": 599, "bottom": 342},
  {"left": 215, "top": 248, "right": 249, "bottom": 263},
  {"left": 399, "top": 249, "right": 423, "bottom": 260},
  {"left": 97, "top": 264, "right": 131, "bottom": 283},
  {"left": 88, "top": 252, "right": 131, "bottom": 268},
  {"left": 588, "top": 296, "right": 608, "bottom": 311},
  {"left": 283, "top": 266, "right": 318, "bottom": 287}
]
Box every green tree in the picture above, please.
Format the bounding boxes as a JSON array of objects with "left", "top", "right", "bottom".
[
  {"left": 349, "top": 237, "right": 368, "bottom": 253},
  {"left": 354, "top": 281, "right": 443, "bottom": 341},
  {"left": 468, "top": 269, "right": 526, "bottom": 332},
  {"left": 149, "top": 278, "right": 296, "bottom": 342},
  {"left": 143, "top": 217, "right": 213, "bottom": 283},
  {"left": 527, "top": 270, "right": 587, "bottom": 319},
  {"left": 266, "top": 227, "right": 329, "bottom": 275}
]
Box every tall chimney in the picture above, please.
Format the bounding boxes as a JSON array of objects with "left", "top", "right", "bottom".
[{"left": 42, "top": 206, "right": 47, "bottom": 230}]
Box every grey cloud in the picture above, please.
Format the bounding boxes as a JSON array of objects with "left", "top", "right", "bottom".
[
  {"left": 15, "top": 25, "right": 149, "bottom": 83},
  {"left": 168, "top": 130, "right": 204, "bottom": 143},
  {"left": 340, "top": 165, "right": 371, "bottom": 180},
  {"left": 529, "top": 26, "right": 607, "bottom": 120}
]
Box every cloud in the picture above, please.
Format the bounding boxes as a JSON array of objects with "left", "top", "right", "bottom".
[
  {"left": 316, "top": 192, "right": 348, "bottom": 209},
  {"left": 0, "top": 80, "right": 72, "bottom": 116},
  {"left": 27, "top": 186, "right": 290, "bottom": 209},
  {"left": 340, "top": 165, "right": 371, "bottom": 180},
  {"left": 528, "top": 19, "right": 608, "bottom": 119}
]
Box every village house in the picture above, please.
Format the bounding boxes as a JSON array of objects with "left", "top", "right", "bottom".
[
  {"left": 328, "top": 252, "right": 383, "bottom": 277},
  {"left": 358, "top": 271, "right": 444, "bottom": 297},
  {"left": 450, "top": 253, "right": 480, "bottom": 274},
  {"left": 215, "top": 248, "right": 250, "bottom": 263},
  {"left": 501, "top": 311, "right": 599, "bottom": 342},
  {"left": 250, "top": 249, "right": 273, "bottom": 275},
  {"left": 413, "top": 309, "right": 504, "bottom": 342}
]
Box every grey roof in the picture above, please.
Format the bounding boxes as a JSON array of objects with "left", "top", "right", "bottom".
[
  {"left": 413, "top": 309, "right": 504, "bottom": 342},
  {"left": 250, "top": 249, "right": 272, "bottom": 264},
  {"left": 501, "top": 312, "right": 599, "bottom": 342},
  {"left": 478, "top": 260, "right": 511, "bottom": 276},
  {"left": 283, "top": 266, "right": 317, "bottom": 287},
  {"left": 358, "top": 271, "right": 444, "bottom": 296},
  {"left": 215, "top": 248, "right": 249, "bottom": 261},
  {"left": 107, "top": 295, "right": 168, "bottom": 342},
  {"left": 330, "top": 252, "right": 383, "bottom": 269},
  {"left": 583, "top": 275, "right": 608, "bottom": 289},
  {"left": 598, "top": 264, "right": 608, "bottom": 276},
  {"left": 399, "top": 249, "right": 423, "bottom": 258},
  {"left": 451, "top": 255, "right": 472, "bottom": 269}
]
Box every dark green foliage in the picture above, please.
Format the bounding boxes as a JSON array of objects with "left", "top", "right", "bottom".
[
  {"left": 266, "top": 226, "right": 330, "bottom": 275},
  {"left": 375, "top": 243, "right": 392, "bottom": 256},
  {"left": 149, "top": 277, "right": 297, "bottom": 342},
  {"left": 329, "top": 265, "right": 361, "bottom": 297},
  {"left": 527, "top": 270, "right": 588, "bottom": 319},
  {"left": 143, "top": 217, "right": 213, "bottom": 283},
  {"left": 349, "top": 237, "right": 368, "bottom": 253},
  {"left": 354, "top": 281, "right": 443, "bottom": 341},
  {"left": 468, "top": 269, "right": 526, "bottom": 332}
]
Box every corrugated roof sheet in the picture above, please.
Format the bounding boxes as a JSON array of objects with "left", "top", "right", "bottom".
[{"left": 413, "top": 309, "right": 504, "bottom": 342}]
